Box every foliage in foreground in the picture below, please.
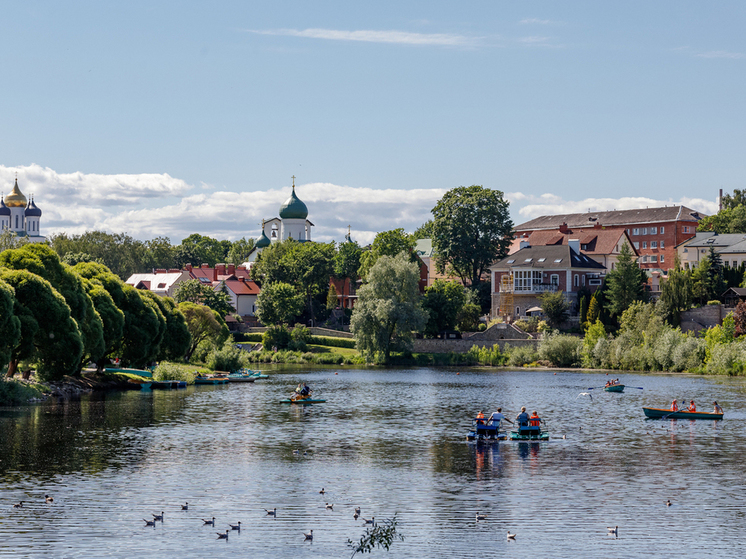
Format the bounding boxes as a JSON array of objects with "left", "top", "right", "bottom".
[
  {"left": 0, "top": 378, "right": 49, "bottom": 405},
  {"left": 348, "top": 515, "right": 404, "bottom": 558}
]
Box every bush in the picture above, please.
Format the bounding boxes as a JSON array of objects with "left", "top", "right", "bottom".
[
  {"left": 465, "top": 344, "right": 508, "bottom": 366},
  {"left": 506, "top": 344, "right": 538, "bottom": 367},
  {"left": 153, "top": 362, "right": 211, "bottom": 384},
  {"left": 289, "top": 324, "right": 311, "bottom": 352},
  {"left": 262, "top": 324, "right": 291, "bottom": 350},
  {"left": 705, "top": 340, "right": 746, "bottom": 375},
  {"left": 514, "top": 317, "right": 540, "bottom": 333},
  {"left": 206, "top": 340, "right": 250, "bottom": 372},
  {"left": 309, "top": 336, "right": 356, "bottom": 349},
  {"left": 538, "top": 333, "right": 581, "bottom": 367},
  {"left": 477, "top": 323, "right": 487, "bottom": 332},
  {"left": 0, "top": 378, "right": 48, "bottom": 405}
]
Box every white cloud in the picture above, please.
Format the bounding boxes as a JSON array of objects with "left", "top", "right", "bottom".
[
  {"left": 246, "top": 28, "right": 479, "bottom": 47},
  {"left": 696, "top": 50, "right": 746, "bottom": 59},
  {"left": 1, "top": 165, "right": 719, "bottom": 246}
]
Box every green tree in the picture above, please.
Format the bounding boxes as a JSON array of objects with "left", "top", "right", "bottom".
[
  {"left": 158, "top": 297, "right": 192, "bottom": 360},
  {"left": 0, "top": 279, "right": 21, "bottom": 371},
  {"left": 358, "top": 229, "right": 416, "bottom": 280},
  {"left": 456, "top": 302, "right": 481, "bottom": 332},
  {"left": 351, "top": 253, "right": 428, "bottom": 364},
  {"left": 0, "top": 244, "right": 105, "bottom": 366},
  {"left": 539, "top": 290, "right": 571, "bottom": 329},
  {"left": 605, "top": 243, "right": 646, "bottom": 318},
  {"left": 143, "top": 236, "right": 177, "bottom": 270},
  {"left": 0, "top": 229, "right": 30, "bottom": 252},
  {"left": 80, "top": 277, "right": 125, "bottom": 371},
  {"left": 421, "top": 280, "right": 467, "bottom": 336},
  {"left": 334, "top": 240, "right": 362, "bottom": 282},
  {"left": 431, "top": 185, "right": 513, "bottom": 287},
  {"left": 256, "top": 282, "right": 305, "bottom": 325},
  {"left": 581, "top": 319, "right": 607, "bottom": 367},
  {"left": 412, "top": 220, "right": 435, "bottom": 240},
  {"left": 0, "top": 269, "right": 84, "bottom": 381},
  {"left": 586, "top": 294, "right": 601, "bottom": 326},
  {"left": 139, "top": 291, "right": 170, "bottom": 363},
  {"left": 579, "top": 295, "right": 589, "bottom": 327},
  {"left": 173, "top": 279, "right": 234, "bottom": 317},
  {"left": 49, "top": 231, "right": 148, "bottom": 279},
  {"left": 178, "top": 302, "right": 228, "bottom": 361},
  {"left": 175, "top": 234, "right": 227, "bottom": 267},
  {"left": 658, "top": 257, "right": 694, "bottom": 326},
  {"left": 327, "top": 283, "right": 339, "bottom": 310},
  {"left": 227, "top": 237, "right": 255, "bottom": 264}
]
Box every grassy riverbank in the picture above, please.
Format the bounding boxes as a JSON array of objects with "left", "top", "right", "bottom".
[{"left": 0, "top": 378, "right": 49, "bottom": 405}]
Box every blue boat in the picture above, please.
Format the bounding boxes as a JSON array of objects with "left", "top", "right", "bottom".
[{"left": 467, "top": 418, "right": 506, "bottom": 441}]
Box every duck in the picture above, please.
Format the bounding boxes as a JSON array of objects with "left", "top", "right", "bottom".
[
  {"left": 476, "top": 512, "right": 487, "bottom": 521},
  {"left": 202, "top": 517, "right": 216, "bottom": 526},
  {"left": 607, "top": 526, "right": 618, "bottom": 535},
  {"left": 230, "top": 522, "right": 241, "bottom": 531},
  {"left": 45, "top": 495, "right": 54, "bottom": 503},
  {"left": 507, "top": 532, "right": 516, "bottom": 540},
  {"left": 12, "top": 501, "right": 23, "bottom": 509},
  {"left": 217, "top": 530, "right": 229, "bottom": 539},
  {"left": 319, "top": 488, "right": 325, "bottom": 495},
  {"left": 181, "top": 502, "right": 188, "bottom": 511},
  {"left": 666, "top": 500, "right": 672, "bottom": 507},
  {"left": 325, "top": 503, "right": 334, "bottom": 510},
  {"left": 292, "top": 450, "right": 300, "bottom": 455},
  {"left": 353, "top": 513, "right": 359, "bottom": 520},
  {"left": 354, "top": 506, "right": 361, "bottom": 516},
  {"left": 265, "top": 508, "right": 277, "bottom": 516},
  {"left": 304, "top": 530, "right": 313, "bottom": 541},
  {"left": 363, "top": 517, "right": 375, "bottom": 525},
  {"left": 143, "top": 519, "right": 157, "bottom": 526},
  {"left": 152, "top": 512, "right": 164, "bottom": 521}
]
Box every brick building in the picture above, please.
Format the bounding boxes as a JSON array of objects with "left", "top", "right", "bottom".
[{"left": 514, "top": 206, "right": 706, "bottom": 271}]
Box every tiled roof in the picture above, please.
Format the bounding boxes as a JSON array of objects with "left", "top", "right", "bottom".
[
  {"left": 125, "top": 272, "right": 186, "bottom": 291},
  {"left": 415, "top": 238, "right": 433, "bottom": 258},
  {"left": 516, "top": 206, "right": 706, "bottom": 231},
  {"left": 491, "top": 245, "right": 606, "bottom": 270},
  {"left": 220, "top": 279, "right": 261, "bottom": 296},
  {"left": 510, "top": 228, "right": 636, "bottom": 256}
]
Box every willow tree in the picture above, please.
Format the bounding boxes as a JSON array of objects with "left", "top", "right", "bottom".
[
  {"left": 0, "top": 279, "right": 21, "bottom": 371},
  {"left": 351, "top": 253, "right": 427, "bottom": 364},
  {"left": 1, "top": 269, "right": 84, "bottom": 380}
]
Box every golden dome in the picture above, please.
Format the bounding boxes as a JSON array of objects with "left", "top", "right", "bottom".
[{"left": 4, "top": 179, "right": 27, "bottom": 208}]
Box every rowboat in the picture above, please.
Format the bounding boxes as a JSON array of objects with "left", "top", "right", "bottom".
[
  {"left": 151, "top": 380, "right": 186, "bottom": 389},
  {"left": 194, "top": 376, "right": 229, "bottom": 385},
  {"left": 127, "top": 379, "right": 152, "bottom": 390},
  {"left": 225, "top": 373, "right": 256, "bottom": 383},
  {"left": 643, "top": 407, "right": 724, "bottom": 420},
  {"left": 279, "top": 398, "right": 326, "bottom": 404},
  {"left": 604, "top": 384, "right": 625, "bottom": 393}
]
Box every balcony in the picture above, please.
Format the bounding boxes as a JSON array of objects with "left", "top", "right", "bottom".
[{"left": 501, "top": 283, "right": 558, "bottom": 294}]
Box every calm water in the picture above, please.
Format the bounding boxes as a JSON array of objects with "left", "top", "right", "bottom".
[{"left": 2, "top": 368, "right": 746, "bottom": 558}]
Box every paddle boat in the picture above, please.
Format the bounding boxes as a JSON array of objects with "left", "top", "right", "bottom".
[
  {"left": 238, "top": 368, "right": 269, "bottom": 380},
  {"left": 466, "top": 418, "right": 506, "bottom": 441},
  {"left": 280, "top": 395, "right": 326, "bottom": 404},
  {"left": 509, "top": 419, "right": 549, "bottom": 441},
  {"left": 224, "top": 372, "right": 256, "bottom": 383},
  {"left": 643, "top": 407, "right": 724, "bottom": 420}
]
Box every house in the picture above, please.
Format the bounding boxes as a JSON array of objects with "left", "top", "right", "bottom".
[
  {"left": 125, "top": 270, "right": 192, "bottom": 297},
  {"left": 184, "top": 263, "right": 260, "bottom": 319},
  {"left": 722, "top": 287, "right": 746, "bottom": 309},
  {"left": 515, "top": 205, "right": 705, "bottom": 272},
  {"left": 676, "top": 232, "right": 746, "bottom": 270},
  {"left": 489, "top": 241, "right": 606, "bottom": 321},
  {"left": 509, "top": 223, "right": 638, "bottom": 273}
]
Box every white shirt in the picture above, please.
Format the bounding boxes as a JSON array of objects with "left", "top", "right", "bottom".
[{"left": 488, "top": 412, "right": 506, "bottom": 424}]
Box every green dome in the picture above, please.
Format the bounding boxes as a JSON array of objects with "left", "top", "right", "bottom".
[
  {"left": 256, "top": 229, "right": 271, "bottom": 248},
  {"left": 279, "top": 187, "right": 308, "bottom": 220}
]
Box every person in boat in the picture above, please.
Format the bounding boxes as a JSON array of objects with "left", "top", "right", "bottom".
[
  {"left": 529, "top": 411, "right": 542, "bottom": 427},
  {"left": 292, "top": 383, "right": 312, "bottom": 400},
  {"left": 516, "top": 407, "right": 529, "bottom": 427},
  {"left": 713, "top": 401, "right": 724, "bottom": 414},
  {"left": 605, "top": 380, "right": 611, "bottom": 387},
  {"left": 671, "top": 399, "right": 678, "bottom": 412},
  {"left": 475, "top": 411, "right": 485, "bottom": 425},
  {"left": 688, "top": 400, "right": 696, "bottom": 412},
  {"left": 488, "top": 408, "right": 513, "bottom": 427}
]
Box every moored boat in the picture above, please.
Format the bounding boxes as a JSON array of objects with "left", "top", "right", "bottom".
[
  {"left": 224, "top": 372, "right": 256, "bottom": 383},
  {"left": 194, "top": 376, "right": 230, "bottom": 385},
  {"left": 643, "top": 407, "right": 723, "bottom": 420},
  {"left": 604, "top": 384, "right": 625, "bottom": 393}
]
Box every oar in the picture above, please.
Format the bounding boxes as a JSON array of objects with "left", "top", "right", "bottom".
[
  {"left": 586, "top": 386, "right": 606, "bottom": 390},
  {"left": 626, "top": 387, "right": 644, "bottom": 390}
]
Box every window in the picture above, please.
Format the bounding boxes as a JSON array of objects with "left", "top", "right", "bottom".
[
  {"left": 633, "top": 228, "right": 640, "bottom": 235},
  {"left": 641, "top": 256, "right": 647, "bottom": 263},
  {"left": 642, "top": 241, "right": 647, "bottom": 249},
  {"left": 651, "top": 241, "right": 657, "bottom": 249},
  {"left": 157, "top": 283, "right": 166, "bottom": 289},
  {"left": 515, "top": 307, "right": 520, "bottom": 317},
  {"left": 651, "top": 227, "right": 657, "bottom": 234},
  {"left": 513, "top": 270, "right": 542, "bottom": 292},
  {"left": 524, "top": 258, "right": 532, "bottom": 263},
  {"left": 651, "top": 255, "right": 657, "bottom": 263},
  {"left": 15, "top": 216, "right": 18, "bottom": 229},
  {"left": 642, "top": 227, "right": 648, "bottom": 235},
  {"left": 683, "top": 226, "right": 691, "bottom": 233},
  {"left": 550, "top": 274, "right": 559, "bottom": 285},
  {"left": 554, "top": 258, "right": 563, "bottom": 263},
  {"left": 683, "top": 247, "right": 687, "bottom": 252},
  {"left": 582, "top": 275, "right": 586, "bottom": 286},
  {"left": 660, "top": 240, "right": 665, "bottom": 248},
  {"left": 660, "top": 255, "right": 665, "bottom": 263},
  {"left": 507, "top": 259, "right": 515, "bottom": 264},
  {"left": 574, "top": 274, "right": 579, "bottom": 287},
  {"left": 633, "top": 242, "right": 640, "bottom": 249},
  {"left": 538, "top": 258, "right": 546, "bottom": 262},
  {"left": 661, "top": 226, "right": 665, "bottom": 234}
]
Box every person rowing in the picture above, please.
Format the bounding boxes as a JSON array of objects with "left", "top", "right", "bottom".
[
  {"left": 671, "top": 399, "right": 678, "bottom": 412},
  {"left": 291, "top": 383, "right": 312, "bottom": 401},
  {"left": 515, "top": 407, "right": 529, "bottom": 427},
  {"left": 688, "top": 400, "right": 696, "bottom": 412},
  {"left": 488, "top": 408, "right": 513, "bottom": 428}
]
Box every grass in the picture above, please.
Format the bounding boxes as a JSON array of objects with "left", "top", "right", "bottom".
[
  {"left": 152, "top": 361, "right": 214, "bottom": 384},
  {"left": 307, "top": 344, "right": 360, "bottom": 357},
  {"left": 0, "top": 378, "right": 50, "bottom": 405}
]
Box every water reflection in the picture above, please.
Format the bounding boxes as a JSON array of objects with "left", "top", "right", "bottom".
[{"left": 1, "top": 369, "right": 746, "bottom": 558}]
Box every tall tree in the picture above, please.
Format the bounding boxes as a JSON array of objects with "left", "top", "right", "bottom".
[
  {"left": 539, "top": 290, "right": 571, "bottom": 329},
  {"left": 334, "top": 240, "right": 362, "bottom": 283},
  {"left": 255, "top": 282, "right": 305, "bottom": 325},
  {"left": 227, "top": 237, "right": 255, "bottom": 265},
  {"left": 658, "top": 256, "right": 694, "bottom": 326},
  {"left": 0, "top": 279, "right": 21, "bottom": 371},
  {"left": 175, "top": 234, "right": 227, "bottom": 267},
  {"left": 357, "top": 229, "right": 417, "bottom": 280},
  {"left": 351, "top": 253, "right": 428, "bottom": 364},
  {"left": 173, "top": 279, "right": 234, "bottom": 317},
  {"left": 1, "top": 269, "right": 84, "bottom": 380},
  {"left": 49, "top": 231, "right": 148, "bottom": 279},
  {"left": 412, "top": 220, "right": 435, "bottom": 240},
  {"left": 143, "top": 236, "right": 177, "bottom": 270},
  {"left": 179, "top": 302, "right": 227, "bottom": 361},
  {"left": 421, "top": 280, "right": 467, "bottom": 336},
  {"left": 605, "top": 242, "right": 647, "bottom": 318},
  {"left": 431, "top": 185, "right": 513, "bottom": 287}
]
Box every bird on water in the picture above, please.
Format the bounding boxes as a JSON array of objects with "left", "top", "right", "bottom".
[
  {"left": 202, "top": 517, "right": 216, "bottom": 526},
  {"left": 304, "top": 530, "right": 313, "bottom": 541},
  {"left": 265, "top": 508, "right": 277, "bottom": 516},
  {"left": 217, "top": 530, "right": 229, "bottom": 539}
]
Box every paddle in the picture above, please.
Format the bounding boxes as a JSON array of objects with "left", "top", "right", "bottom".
[
  {"left": 627, "top": 387, "right": 644, "bottom": 390},
  {"left": 586, "top": 386, "right": 606, "bottom": 391}
]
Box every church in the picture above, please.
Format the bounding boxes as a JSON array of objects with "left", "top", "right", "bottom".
[
  {"left": 244, "top": 176, "right": 313, "bottom": 263},
  {"left": 0, "top": 177, "right": 45, "bottom": 242}
]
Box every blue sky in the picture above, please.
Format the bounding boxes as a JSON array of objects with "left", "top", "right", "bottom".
[{"left": 1, "top": 1, "right": 743, "bottom": 243}]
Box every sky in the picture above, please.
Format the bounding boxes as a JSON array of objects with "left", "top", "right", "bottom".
[{"left": 1, "top": 1, "right": 744, "bottom": 245}]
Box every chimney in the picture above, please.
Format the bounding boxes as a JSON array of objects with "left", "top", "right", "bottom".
[
  {"left": 568, "top": 239, "right": 580, "bottom": 254},
  {"left": 519, "top": 235, "right": 530, "bottom": 249},
  {"left": 594, "top": 221, "right": 602, "bottom": 229},
  {"left": 201, "top": 263, "right": 209, "bottom": 268},
  {"left": 216, "top": 263, "right": 226, "bottom": 276},
  {"left": 559, "top": 222, "right": 569, "bottom": 234},
  {"left": 185, "top": 263, "right": 192, "bottom": 271},
  {"left": 227, "top": 264, "right": 235, "bottom": 275}
]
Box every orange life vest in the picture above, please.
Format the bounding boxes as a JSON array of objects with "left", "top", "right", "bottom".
[{"left": 529, "top": 415, "right": 541, "bottom": 426}]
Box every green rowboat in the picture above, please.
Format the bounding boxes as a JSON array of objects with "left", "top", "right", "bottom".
[
  {"left": 643, "top": 407, "right": 723, "bottom": 420},
  {"left": 604, "top": 384, "right": 625, "bottom": 393}
]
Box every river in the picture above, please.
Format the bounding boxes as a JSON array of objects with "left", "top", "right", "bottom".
[{"left": 1, "top": 367, "right": 745, "bottom": 558}]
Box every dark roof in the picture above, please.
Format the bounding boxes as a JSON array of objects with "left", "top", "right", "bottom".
[
  {"left": 0, "top": 199, "right": 9, "bottom": 216},
  {"left": 491, "top": 245, "right": 606, "bottom": 270},
  {"left": 516, "top": 206, "right": 706, "bottom": 232},
  {"left": 722, "top": 287, "right": 746, "bottom": 297},
  {"left": 24, "top": 199, "right": 42, "bottom": 217}
]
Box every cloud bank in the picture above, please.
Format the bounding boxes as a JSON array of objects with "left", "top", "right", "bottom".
[
  {"left": 1, "top": 165, "right": 717, "bottom": 246},
  {"left": 247, "top": 28, "right": 477, "bottom": 47}
]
